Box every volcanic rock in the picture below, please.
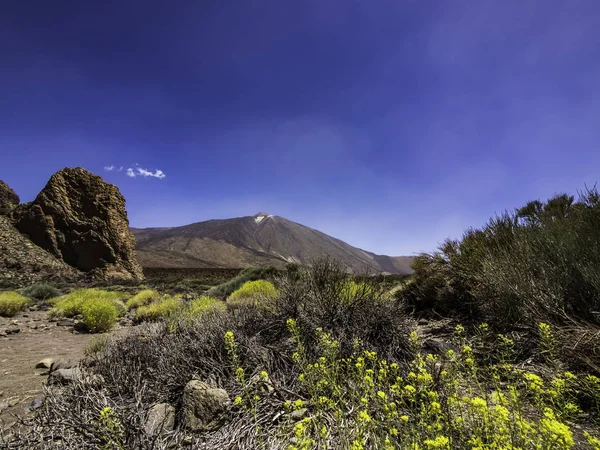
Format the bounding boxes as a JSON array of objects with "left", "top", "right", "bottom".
[
  {"left": 0, "top": 181, "right": 19, "bottom": 215},
  {"left": 14, "top": 167, "right": 143, "bottom": 281}
]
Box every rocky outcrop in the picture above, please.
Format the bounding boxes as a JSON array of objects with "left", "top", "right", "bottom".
[
  {"left": 0, "top": 180, "right": 19, "bottom": 215},
  {"left": 14, "top": 168, "right": 143, "bottom": 281},
  {"left": 0, "top": 215, "right": 80, "bottom": 288}
]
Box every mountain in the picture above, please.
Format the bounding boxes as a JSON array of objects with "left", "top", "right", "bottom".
[{"left": 131, "top": 213, "right": 414, "bottom": 274}]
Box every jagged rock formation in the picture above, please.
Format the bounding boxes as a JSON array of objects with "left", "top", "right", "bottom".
[
  {"left": 14, "top": 168, "right": 143, "bottom": 281},
  {"left": 0, "top": 180, "right": 19, "bottom": 215},
  {"left": 0, "top": 215, "right": 80, "bottom": 288},
  {"left": 133, "top": 213, "right": 414, "bottom": 274}
]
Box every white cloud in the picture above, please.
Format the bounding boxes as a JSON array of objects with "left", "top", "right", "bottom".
[
  {"left": 136, "top": 167, "right": 166, "bottom": 179},
  {"left": 106, "top": 164, "right": 166, "bottom": 179}
]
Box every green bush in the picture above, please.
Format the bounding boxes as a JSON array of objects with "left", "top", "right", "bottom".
[
  {"left": 126, "top": 289, "right": 160, "bottom": 309},
  {"left": 22, "top": 283, "right": 61, "bottom": 301},
  {"left": 227, "top": 280, "right": 278, "bottom": 308},
  {"left": 49, "top": 289, "right": 126, "bottom": 326},
  {"left": 206, "top": 266, "right": 278, "bottom": 299},
  {"left": 188, "top": 296, "right": 226, "bottom": 316},
  {"left": 0, "top": 291, "right": 31, "bottom": 317},
  {"left": 112, "top": 300, "right": 128, "bottom": 317},
  {"left": 401, "top": 187, "right": 600, "bottom": 328},
  {"left": 135, "top": 296, "right": 184, "bottom": 322},
  {"left": 80, "top": 298, "right": 119, "bottom": 333}
]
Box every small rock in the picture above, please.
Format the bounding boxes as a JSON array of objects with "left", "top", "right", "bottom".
[
  {"left": 26, "top": 397, "right": 44, "bottom": 412},
  {"left": 5, "top": 328, "right": 20, "bottom": 335},
  {"left": 22, "top": 314, "right": 29, "bottom": 318},
  {"left": 48, "top": 367, "right": 83, "bottom": 385},
  {"left": 56, "top": 319, "right": 74, "bottom": 327},
  {"left": 291, "top": 408, "right": 308, "bottom": 420},
  {"left": 35, "top": 358, "right": 54, "bottom": 369},
  {"left": 181, "top": 436, "right": 194, "bottom": 446},
  {"left": 73, "top": 321, "right": 87, "bottom": 332},
  {"left": 144, "top": 403, "right": 175, "bottom": 436},
  {"left": 417, "top": 318, "right": 429, "bottom": 326},
  {"left": 181, "top": 379, "right": 230, "bottom": 431}
]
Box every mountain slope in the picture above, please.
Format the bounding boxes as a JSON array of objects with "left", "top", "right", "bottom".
[{"left": 132, "top": 213, "right": 414, "bottom": 274}]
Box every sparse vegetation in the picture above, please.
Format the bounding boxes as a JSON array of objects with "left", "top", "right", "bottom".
[
  {"left": 22, "top": 283, "right": 61, "bottom": 301},
  {"left": 134, "top": 295, "right": 185, "bottom": 322},
  {"left": 227, "top": 279, "right": 279, "bottom": 308},
  {"left": 0, "top": 291, "right": 31, "bottom": 316},
  {"left": 126, "top": 289, "right": 160, "bottom": 309},
  {"left": 188, "top": 296, "right": 226, "bottom": 316},
  {"left": 206, "top": 266, "right": 278, "bottom": 299}
]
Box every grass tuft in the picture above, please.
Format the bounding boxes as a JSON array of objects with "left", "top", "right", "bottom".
[{"left": 0, "top": 291, "right": 31, "bottom": 317}]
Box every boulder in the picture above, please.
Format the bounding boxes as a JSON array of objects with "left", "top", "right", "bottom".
[
  {"left": 48, "top": 367, "right": 82, "bottom": 385},
  {"left": 144, "top": 403, "right": 175, "bottom": 436},
  {"left": 35, "top": 358, "right": 54, "bottom": 369},
  {"left": 14, "top": 168, "right": 143, "bottom": 281},
  {"left": 181, "top": 380, "right": 230, "bottom": 431},
  {"left": 0, "top": 180, "right": 19, "bottom": 216}
]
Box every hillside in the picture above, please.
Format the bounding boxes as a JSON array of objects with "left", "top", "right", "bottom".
[
  {"left": 0, "top": 215, "right": 80, "bottom": 287},
  {"left": 132, "top": 213, "right": 414, "bottom": 274}
]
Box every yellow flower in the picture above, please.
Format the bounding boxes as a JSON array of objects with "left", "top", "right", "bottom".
[{"left": 358, "top": 411, "right": 372, "bottom": 423}]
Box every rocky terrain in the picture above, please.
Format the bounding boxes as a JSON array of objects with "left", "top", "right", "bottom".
[
  {"left": 0, "top": 216, "right": 80, "bottom": 288},
  {"left": 133, "top": 213, "right": 414, "bottom": 274},
  {"left": 1, "top": 168, "right": 143, "bottom": 287}
]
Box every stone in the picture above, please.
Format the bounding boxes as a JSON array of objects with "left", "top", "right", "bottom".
[
  {"left": 25, "top": 397, "right": 44, "bottom": 412},
  {"left": 50, "top": 359, "right": 76, "bottom": 372},
  {"left": 417, "top": 318, "right": 429, "bottom": 326},
  {"left": 5, "top": 328, "right": 20, "bottom": 335},
  {"left": 144, "top": 403, "right": 176, "bottom": 436},
  {"left": 0, "top": 180, "right": 19, "bottom": 215},
  {"left": 35, "top": 358, "right": 54, "bottom": 369},
  {"left": 181, "top": 380, "right": 230, "bottom": 431},
  {"left": 56, "top": 319, "right": 74, "bottom": 327},
  {"left": 291, "top": 408, "right": 308, "bottom": 420},
  {"left": 48, "top": 367, "right": 83, "bottom": 385},
  {"left": 14, "top": 167, "right": 144, "bottom": 282}
]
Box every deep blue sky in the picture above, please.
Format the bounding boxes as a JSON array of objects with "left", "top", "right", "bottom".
[{"left": 2, "top": 1, "right": 599, "bottom": 255}]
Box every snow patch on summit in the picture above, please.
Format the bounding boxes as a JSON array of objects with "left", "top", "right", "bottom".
[{"left": 255, "top": 215, "right": 266, "bottom": 224}]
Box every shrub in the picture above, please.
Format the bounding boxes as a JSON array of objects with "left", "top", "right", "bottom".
[
  {"left": 227, "top": 280, "right": 279, "bottom": 308},
  {"left": 275, "top": 257, "right": 412, "bottom": 361},
  {"left": 126, "top": 289, "right": 160, "bottom": 309},
  {"left": 49, "top": 289, "right": 126, "bottom": 326},
  {"left": 135, "top": 296, "right": 184, "bottom": 322},
  {"left": 0, "top": 291, "right": 31, "bottom": 317},
  {"left": 22, "top": 283, "right": 61, "bottom": 301},
  {"left": 206, "top": 266, "right": 278, "bottom": 299},
  {"left": 80, "top": 299, "right": 119, "bottom": 333},
  {"left": 400, "top": 187, "right": 600, "bottom": 329},
  {"left": 189, "top": 296, "right": 226, "bottom": 316},
  {"left": 113, "top": 300, "right": 128, "bottom": 317}
]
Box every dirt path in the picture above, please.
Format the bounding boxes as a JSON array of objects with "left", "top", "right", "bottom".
[{"left": 0, "top": 310, "right": 93, "bottom": 431}]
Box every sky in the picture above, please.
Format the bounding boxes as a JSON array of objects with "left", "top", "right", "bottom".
[{"left": 2, "top": 1, "right": 600, "bottom": 256}]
